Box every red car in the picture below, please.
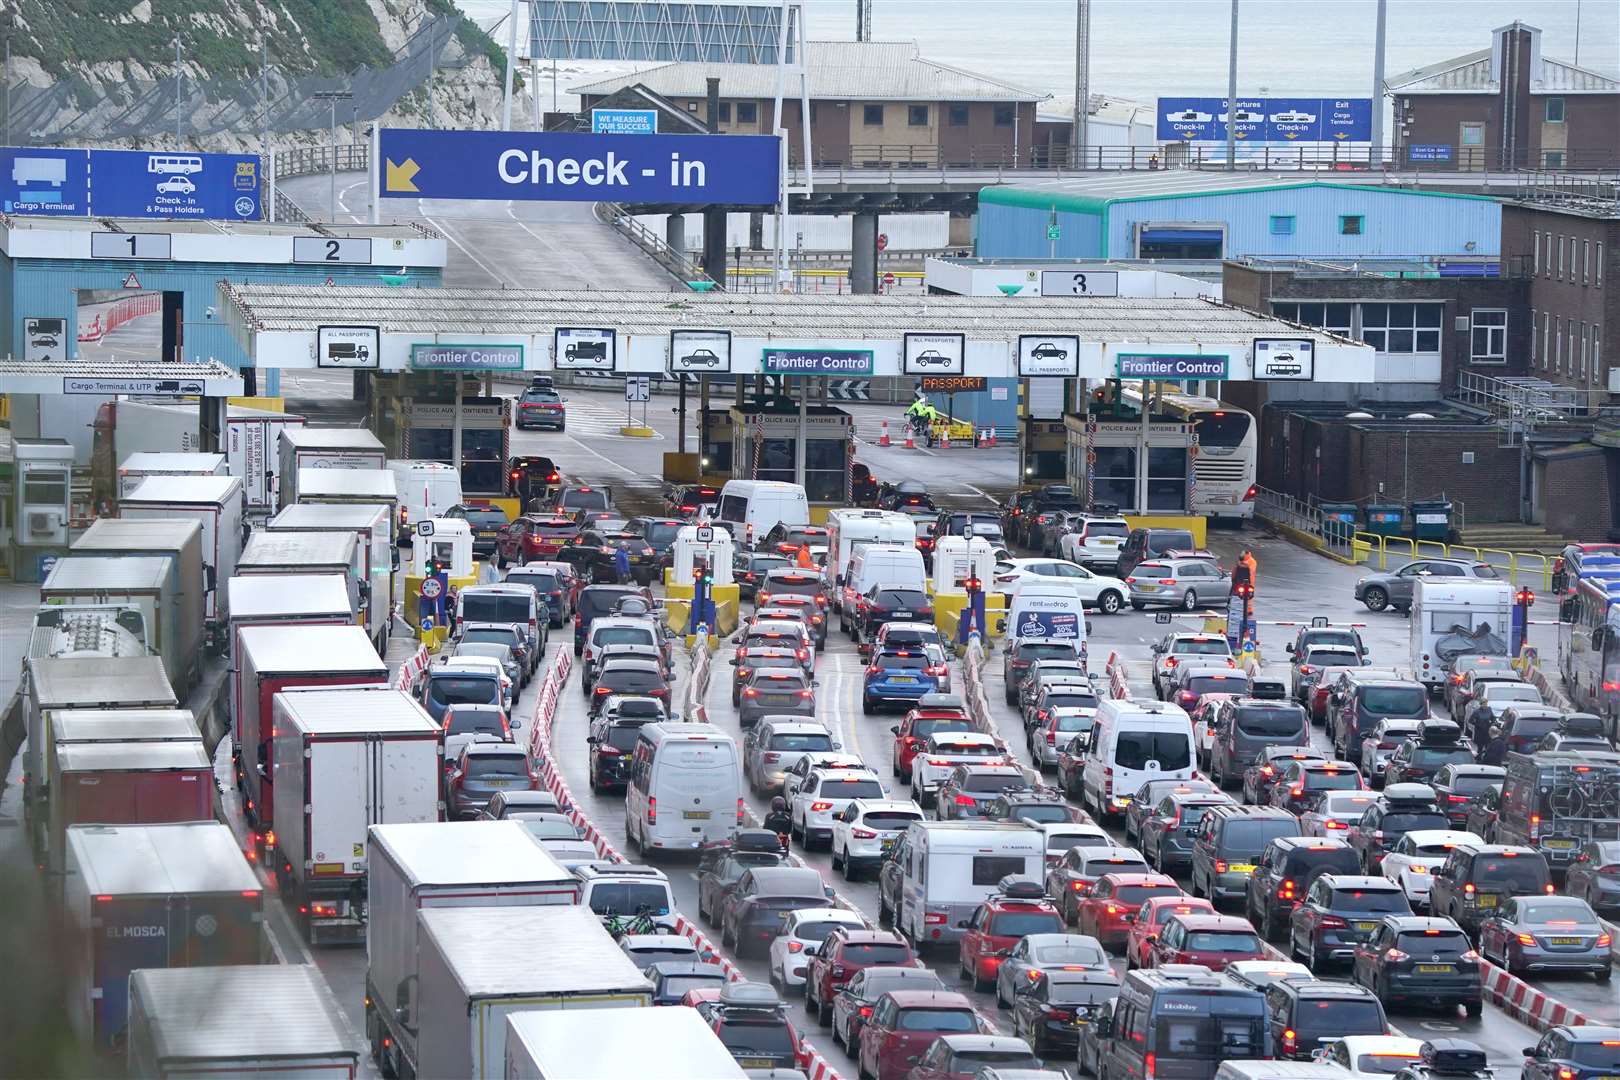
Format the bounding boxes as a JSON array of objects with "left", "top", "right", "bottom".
[
  {"left": 1125, "top": 894, "right": 1215, "bottom": 970},
  {"left": 496, "top": 514, "right": 579, "bottom": 564},
  {"left": 1074, "top": 871, "right": 1183, "bottom": 951},
  {"left": 890, "top": 702, "right": 975, "bottom": 781},
  {"left": 803, "top": 928, "right": 916, "bottom": 1025},
  {"left": 957, "top": 878, "right": 1066, "bottom": 990},
  {"left": 1148, "top": 912, "right": 1267, "bottom": 971},
  {"left": 857, "top": 989, "right": 985, "bottom": 1080}
]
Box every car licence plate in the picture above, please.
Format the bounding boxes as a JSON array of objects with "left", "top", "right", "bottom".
[
  {"left": 683, "top": 810, "right": 711, "bottom": 819},
  {"left": 1357, "top": 921, "right": 1379, "bottom": 931},
  {"left": 1417, "top": 964, "right": 1453, "bottom": 973},
  {"left": 882, "top": 838, "right": 896, "bottom": 851},
  {"left": 484, "top": 778, "right": 512, "bottom": 788},
  {"left": 1475, "top": 894, "right": 1498, "bottom": 908},
  {"left": 1549, "top": 936, "right": 1583, "bottom": 945},
  {"left": 738, "top": 1059, "right": 773, "bottom": 1069},
  {"left": 1229, "top": 863, "right": 1256, "bottom": 873},
  {"left": 893, "top": 610, "right": 911, "bottom": 617},
  {"left": 892, "top": 676, "right": 917, "bottom": 683},
  {"left": 1544, "top": 839, "right": 1576, "bottom": 849}
]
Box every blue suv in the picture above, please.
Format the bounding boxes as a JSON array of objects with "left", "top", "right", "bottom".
[{"left": 861, "top": 647, "right": 944, "bottom": 714}]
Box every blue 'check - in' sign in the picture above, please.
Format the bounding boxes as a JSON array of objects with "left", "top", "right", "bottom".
[{"left": 378, "top": 128, "right": 781, "bottom": 205}]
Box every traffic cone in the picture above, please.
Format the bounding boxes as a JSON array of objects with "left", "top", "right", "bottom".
[
  {"left": 879, "top": 420, "right": 891, "bottom": 447},
  {"left": 940, "top": 431, "right": 950, "bottom": 450},
  {"left": 988, "top": 428, "right": 998, "bottom": 447},
  {"left": 904, "top": 428, "right": 914, "bottom": 449}
]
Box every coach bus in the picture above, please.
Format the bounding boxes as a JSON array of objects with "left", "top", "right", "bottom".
[{"left": 1557, "top": 573, "right": 1620, "bottom": 738}]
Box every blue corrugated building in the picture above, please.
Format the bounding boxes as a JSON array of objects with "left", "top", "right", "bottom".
[{"left": 976, "top": 174, "right": 1501, "bottom": 263}]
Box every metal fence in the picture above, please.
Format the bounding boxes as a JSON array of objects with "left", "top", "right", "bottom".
[{"left": 1253, "top": 486, "right": 1358, "bottom": 562}]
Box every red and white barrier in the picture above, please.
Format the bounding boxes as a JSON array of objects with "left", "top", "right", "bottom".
[
  {"left": 1105, "top": 651, "right": 1131, "bottom": 699},
  {"left": 392, "top": 645, "right": 430, "bottom": 692},
  {"left": 1479, "top": 960, "right": 1594, "bottom": 1031},
  {"left": 76, "top": 292, "right": 162, "bottom": 343}
]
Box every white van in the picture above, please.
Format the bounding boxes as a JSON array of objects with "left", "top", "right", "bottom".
[
  {"left": 625, "top": 722, "right": 742, "bottom": 853},
  {"left": 826, "top": 509, "right": 915, "bottom": 590},
  {"left": 388, "top": 459, "right": 464, "bottom": 531},
  {"left": 1409, "top": 577, "right": 1513, "bottom": 689},
  {"left": 843, "top": 543, "right": 928, "bottom": 635},
  {"left": 1080, "top": 698, "right": 1196, "bottom": 821},
  {"left": 1005, "top": 583, "right": 1089, "bottom": 661},
  {"left": 716, "top": 480, "right": 809, "bottom": 549},
  {"left": 893, "top": 821, "right": 1045, "bottom": 947}
]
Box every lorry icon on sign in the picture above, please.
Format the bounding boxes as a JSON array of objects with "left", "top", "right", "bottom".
[{"left": 566, "top": 340, "right": 608, "bottom": 362}]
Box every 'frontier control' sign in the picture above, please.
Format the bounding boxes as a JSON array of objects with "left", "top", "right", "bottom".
[
  {"left": 761, "top": 349, "right": 874, "bottom": 376},
  {"left": 378, "top": 129, "right": 781, "bottom": 205},
  {"left": 410, "top": 343, "right": 525, "bottom": 371},
  {"left": 1115, "top": 354, "right": 1229, "bottom": 380}
]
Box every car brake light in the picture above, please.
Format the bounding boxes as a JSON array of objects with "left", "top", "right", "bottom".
[
  {"left": 1517, "top": 933, "right": 1537, "bottom": 946},
  {"left": 1214, "top": 860, "right": 1227, "bottom": 874},
  {"left": 1597, "top": 933, "right": 1613, "bottom": 947},
  {"left": 647, "top": 796, "right": 656, "bottom": 824},
  {"left": 954, "top": 794, "right": 978, "bottom": 806},
  {"left": 763, "top": 752, "right": 780, "bottom": 763},
  {"left": 1319, "top": 915, "right": 1348, "bottom": 928},
  {"left": 1324, "top": 819, "right": 1346, "bottom": 830},
  {"left": 1158, "top": 579, "right": 1175, "bottom": 585},
  {"left": 1146, "top": 1052, "right": 1157, "bottom": 1079},
  {"left": 594, "top": 686, "right": 611, "bottom": 695},
  {"left": 853, "top": 828, "right": 877, "bottom": 839},
  {"left": 1384, "top": 948, "right": 1409, "bottom": 961},
  {"left": 737, "top": 797, "right": 745, "bottom": 824},
  {"left": 811, "top": 801, "right": 833, "bottom": 812},
  {"left": 1464, "top": 883, "right": 1475, "bottom": 896},
  {"left": 1071, "top": 881, "right": 1091, "bottom": 893}
]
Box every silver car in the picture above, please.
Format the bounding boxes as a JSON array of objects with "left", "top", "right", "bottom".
[
  {"left": 1354, "top": 558, "right": 1500, "bottom": 613},
  {"left": 742, "top": 717, "right": 837, "bottom": 795},
  {"left": 738, "top": 667, "right": 817, "bottom": 727},
  {"left": 1127, "top": 557, "right": 1233, "bottom": 611}
]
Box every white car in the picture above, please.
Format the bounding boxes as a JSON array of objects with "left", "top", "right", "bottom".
[
  {"left": 1298, "top": 790, "right": 1383, "bottom": 837},
  {"left": 1313, "top": 1035, "right": 1425, "bottom": 1078},
  {"left": 908, "top": 732, "right": 1007, "bottom": 808},
  {"left": 1378, "top": 829, "right": 1481, "bottom": 910},
  {"left": 536, "top": 838, "right": 601, "bottom": 871},
  {"left": 781, "top": 752, "right": 868, "bottom": 803},
  {"left": 1150, "top": 632, "right": 1236, "bottom": 698},
  {"left": 991, "top": 558, "right": 1129, "bottom": 615},
  {"left": 1270, "top": 110, "right": 1318, "bottom": 125},
  {"left": 768, "top": 907, "right": 868, "bottom": 990},
  {"left": 830, "top": 798, "right": 925, "bottom": 881},
  {"left": 618, "top": 933, "right": 702, "bottom": 970},
  {"left": 1359, "top": 718, "right": 1423, "bottom": 782},
  {"left": 790, "top": 767, "right": 886, "bottom": 850},
  {"left": 1059, "top": 517, "right": 1131, "bottom": 572},
  {"left": 1224, "top": 959, "right": 1313, "bottom": 991},
  {"left": 1026, "top": 821, "right": 1110, "bottom": 869}
]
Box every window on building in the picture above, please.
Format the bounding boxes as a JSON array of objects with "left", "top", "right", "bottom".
[
  {"left": 1599, "top": 242, "right": 1606, "bottom": 285},
  {"left": 1270, "top": 215, "right": 1295, "bottom": 235},
  {"left": 686, "top": 101, "right": 698, "bottom": 112},
  {"left": 1531, "top": 309, "right": 1538, "bottom": 365},
  {"left": 908, "top": 105, "right": 929, "bottom": 127},
  {"left": 1544, "top": 150, "right": 1566, "bottom": 169},
  {"left": 1555, "top": 316, "right": 1563, "bottom": 370},
  {"left": 736, "top": 102, "right": 758, "bottom": 124},
  {"left": 1272, "top": 302, "right": 1352, "bottom": 339},
  {"left": 1584, "top": 239, "right": 1591, "bottom": 284},
  {"left": 1533, "top": 230, "right": 1541, "bottom": 274},
  {"left": 1339, "top": 215, "right": 1364, "bottom": 235},
  {"left": 948, "top": 104, "right": 969, "bottom": 126},
  {"left": 1471, "top": 309, "right": 1507, "bottom": 363},
  {"left": 717, "top": 102, "right": 732, "bottom": 122},
  {"left": 1461, "top": 123, "right": 1485, "bottom": 147},
  {"left": 1545, "top": 97, "right": 1566, "bottom": 123},
  {"left": 1596, "top": 333, "right": 1603, "bottom": 382},
  {"left": 994, "top": 104, "right": 1015, "bottom": 127},
  {"left": 1360, "top": 302, "right": 1442, "bottom": 353},
  {"left": 1558, "top": 235, "right": 1565, "bottom": 278},
  {"left": 1581, "top": 323, "right": 1590, "bottom": 376},
  {"left": 863, "top": 104, "right": 883, "bottom": 126},
  {"left": 1546, "top": 232, "right": 1554, "bottom": 277},
  {"left": 1543, "top": 312, "right": 1551, "bottom": 368}
]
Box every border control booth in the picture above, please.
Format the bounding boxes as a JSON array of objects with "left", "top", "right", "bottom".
[{"left": 730, "top": 400, "right": 853, "bottom": 507}]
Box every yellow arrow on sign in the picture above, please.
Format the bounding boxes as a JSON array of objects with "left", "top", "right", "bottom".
[
  {"left": 1234, "top": 132, "right": 1248, "bottom": 139},
  {"left": 1333, "top": 132, "right": 1350, "bottom": 140},
  {"left": 1283, "top": 132, "right": 1299, "bottom": 140},
  {"left": 385, "top": 157, "right": 420, "bottom": 193}
]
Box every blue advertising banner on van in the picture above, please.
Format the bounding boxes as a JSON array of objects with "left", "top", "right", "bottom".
[
  {"left": 1016, "top": 610, "right": 1081, "bottom": 640},
  {"left": 88, "top": 150, "right": 262, "bottom": 220}
]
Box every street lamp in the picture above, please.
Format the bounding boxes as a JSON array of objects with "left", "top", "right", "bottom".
[{"left": 312, "top": 89, "right": 354, "bottom": 222}]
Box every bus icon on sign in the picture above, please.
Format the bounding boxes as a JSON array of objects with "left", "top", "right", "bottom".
[{"left": 147, "top": 154, "right": 204, "bottom": 175}]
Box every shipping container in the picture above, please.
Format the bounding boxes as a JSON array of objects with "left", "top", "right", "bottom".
[
  {"left": 266, "top": 503, "right": 396, "bottom": 651},
  {"left": 237, "top": 530, "right": 365, "bottom": 628},
  {"left": 72, "top": 518, "right": 206, "bottom": 694},
  {"left": 24, "top": 655, "right": 176, "bottom": 838},
  {"left": 117, "top": 451, "right": 228, "bottom": 500},
  {"left": 415, "top": 906, "right": 655, "bottom": 1080},
  {"left": 271, "top": 687, "right": 443, "bottom": 944},
  {"left": 234, "top": 625, "right": 387, "bottom": 838},
  {"left": 225, "top": 404, "right": 306, "bottom": 515},
  {"left": 226, "top": 574, "right": 356, "bottom": 743},
  {"left": 120, "top": 475, "right": 246, "bottom": 636},
  {"left": 127, "top": 964, "right": 357, "bottom": 1079},
  {"left": 47, "top": 741, "right": 214, "bottom": 876},
  {"left": 39, "top": 556, "right": 174, "bottom": 674},
  {"left": 277, "top": 427, "right": 386, "bottom": 510},
  {"left": 504, "top": 1007, "right": 747, "bottom": 1080},
  {"left": 366, "top": 821, "right": 577, "bottom": 1077},
  {"left": 63, "top": 821, "right": 264, "bottom": 1052}
]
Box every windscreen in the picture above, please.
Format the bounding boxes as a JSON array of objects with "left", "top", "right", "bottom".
[
  {"left": 1329, "top": 888, "right": 1409, "bottom": 913},
  {"left": 717, "top": 1021, "right": 796, "bottom": 1056},
  {"left": 1084, "top": 522, "right": 1129, "bottom": 539},
  {"left": 766, "top": 576, "right": 823, "bottom": 597},
  {"left": 1035, "top": 941, "right": 1107, "bottom": 966},
  {"left": 1360, "top": 686, "right": 1429, "bottom": 715},
  {"left": 446, "top": 710, "right": 504, "bottom": 737},
  {"left": 660, "top": 975, "right": 723, "bottom": 998},
  {"left": 935, "top": 742, "right": 998, "bottom": 757},
  {"left": 1148, "top": 530, "right": 1196, "bottom": 552},
  {"left": 1356, "top": 1054, "right": 1421, "bottom": 1075},
  {"left": 876, "top": 589, "right": 927, "bottom": 607},
  {"left": 988, "top": 910, "right": 1065, "bottom": 937},
  {"left": 1293, "top": 999, "right": 1384, "bottom": 1036},
  {"left": 430, "top": 675, "right": 499, "bottom": 706},
  {"left": 896, "top": 1009, "right": 978, "bottom": 1033},
  {"left": 460, "top": 507, "right": 509, "bottom": 527},
  {"left": 561, "top": 489, "right": 611, "bottom": 511},
  {"left": 1117, "top": 884, "right": 1182, "bottom": 905},
  {"left": 462, "top": 628, "right": 519, "bottom": 648},
  {"left": 912, "top": 717, "right": 973, "bottom": 739},
  {"left": 465, "top": 753, "right": 527, "bottom": 778},
  {"left": 603, "top": 725, "right": 642, "bottom": 752},
  {"left": 1304, "top": 630, "right": 1361, "bottom": 650},
  {"left": 1473, "top": 856, "right": 1550, "bottom": 891},
  {"left": 1186, "top": 676, "right": 1243, "bottom": 697},
  {"left": 462, "top": 594, "right": 530, "bottom": 623},
  {"left": 1487, "top": 684, "right": 1542, "bottom": 702},
  {"left": 1012, "top": 805, "right": 1073, "bottom": 824},
  {"left": 1114, "top": 731, "right": 1192, "bottom": 771},
  {"left": 863, "top": 812, "right": 922, "bottom": 831},
  {"left": 1193, "top": 411, "right": 1251, "bottom": 449},
  {"left": 1304, "top": 769, "right": 1361, "bottom": 791},
  {"left": 594, "top": 626, "right": 657, "bottom": 647},
  {"left": 1176, "top": 639, "right": 1231, "bottom": 657},
  {"left": 1020, "top": 643, "right": 1080, "bottom": 661},
  {"left": 535, "top": 523, "right": 577, "bottom": 538},
  {"left": 770, "top": 732, "right": 832, "bottom": 752},
  {"left": 599, "top": 668, "right": 663, "bottom": 693},
  {"left": 1305, "top": 648, "right": 1361, "bottom": 667},
  {"left": 1086, "top": 855, "right": 1149, "bottom": 875},
  {"left": 1382, "top": 811, "right": 1450, "bottom": 834},
  {"left": 1219, "top": 819, "right": 1299, "bottom": 855},
  {"left": 1394, "top": 930, "right": 1471, "bottom": 955},
  {"left": 579, "top": 591, "right": 637, "bottom": 620},
  {"left": 963, "top": 772, "right": 1027, "bottom": 793},
  {"left": 642, "top": 522, "right": 683, "bottom": 545},
  {"left": 817, "top": 778, "right": 883, "bottom": 799},
  {"left": 519, "top": 819, "right": 577, "bottom": 840},
  {"left": 1048, "top": 832, "right": 1108, "bottom": 853},
  {"left": 1185, "top": 930, "right": 1263, "bottom": 953},
  {"left": 1234, "top": 707, "right": 1306, "bottom": 738},
  {"left": 958, "top": 1050, "right": 1042, "bottom": 1067},
  {"left": 588, "top": 883, "right": 670, "bottom": 915},
  {"left": 1570, "top": 1043, "right": 1620, "bottom": 1069},
  {"left": 1046, "top": 690, "right": 1100, "bottom": 710},
  {"left": 843, "top": 943, "right": 912, "bottom": 965},
  {"left": 877, "top": 654, "right": 929, "bottom": 671},
  {"left": 1054, "top": 713, "right": 1095, "bottom": 733},
  {"left": 1410, "top": 748, "right": 1475, "bottom": 768}
]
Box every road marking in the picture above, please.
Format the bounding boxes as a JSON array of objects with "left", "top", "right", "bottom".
[{"left": 417, "top": 200, "right": 509, "bottom": 285}]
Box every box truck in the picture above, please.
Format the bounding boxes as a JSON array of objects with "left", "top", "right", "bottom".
[
  {"left": 238, "top": 530, "right": 365, "bottom": 629},
  {"left": 89, "top": 401, "right": 203, "bottom": 508},
  {"left": 47, "top": 741, "right": 213, "bottom": 876},
  {"left": 366, "top": 820, "right": 578, "bottom": 1077},
  {"left": 39, "top": 555, "right": 175, "bottom": 671},
  {"left": 127, "top": 964, "right": 358, "bottom": 1079},
  {"left": 227, "top": 574, "right": 356, "bottom": 737},
  {"left": 277, "top": 427, "right": 386, "bottom": 509},
  {"left": 63, "top": 821, "right": 264, "bottom": 1052},
  {"left": 117, "top": 451, "right": 228, "bottom": 499},
  {"left": 119, "top": 474, "right": 246, "bottom": 642},
  {"left": 225, "top": 403, "right": 306, "bottom": 516},
  {"left": 72, "top": 518, "right": 206, "bottom": 693},
  {"left": 234, "top": 624, "right": 387, "bottom": 839},
  {"left": 414, "top": 905, "right": 655, "bottom": 1080},
  {"left": 1410, "top": 578, "right": 1514, "bottom": 690},
  {"left": 504, "top": 1007, "right": 748, "bottom": 1080},
  {"left": 266, "top": 503, "right": 396, "bottom": 650},
  {"left": 45, "top": 709, "right": 200, "bottom": 802},
  {"left": 270, "top": 687, "right": 443, "bottom": 944},
  {"left": 28, "top": 604, "right": 151, "bottom": 662},
  {"left": 24, "top": 655, "right": 176, "bottom": 841}
]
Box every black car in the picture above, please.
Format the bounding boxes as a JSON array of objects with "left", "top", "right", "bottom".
[
  {"left": 1124, "top": 777, "right": 1220, "bottom": 845},
  {"left": 1140, "top": 793, "right": 1232, "bottom": 874},
  {"left": 646, "top": 959, "right": 728, "bottom": 1005},
  {"left": 515, "top": 386, "right": 566, "bottom": 430},
  {"left": 856, "top": 585, "right": 932, "bottom": 642},
  {"left": 587, "top": 716, "right": 651, "bottom": 791},
  {"left": 734, "top": 551, "right": 792, "bottom": 601},
  {"left": 556, "top": 530, "right": 636, "bottom": 585},
  {"left": 1263, "top": 977, "right": 1389, "bottom": 1059},
  {"left": 625, "top": 517, "right": 688, "bottom": 574},
  {"left": 1384, "top": 731, "right": 1475, "bottom": 786},
  {"left": 573, "top": 584, "right": 652, "bottom": 655},
  {"left": 1245, "top": 836, "right": 1362, "bottom": 941},
  {"left": 697, "top": 847, "right": 788, "bottom": 925},
  {"left": 987, "top": 790, "right": 1084, "bottom": 826},
  {"left": 507, "top": 455, "right": 562, "bottom": 506},
  {"left": 588, "top": 658, "right": 669, "bottom": 717},
  {"left": 1289, "top": 873, "right": 1412, "bottom": 967},
  {"left": 719, "top": 866, "right": 833, "bottom": 959},
  {"left": 1010, "top": 969, "right": 1097, "bottom": 1054},
  {"left": 1345, "top": 784, "right": 1451, "bottom": 874},
  {"left": 446, "top": 502, "right": 511, "bottom": 558},
  {"left": 1522, "top": 1025, "right": 1620, "bottom": 1080},
  {"left": 1351, "top": 915, "right": 1482, "bottom": 1016},
  {"left": 1430, "top": 764, "right": 1505, "bottom": 829}
]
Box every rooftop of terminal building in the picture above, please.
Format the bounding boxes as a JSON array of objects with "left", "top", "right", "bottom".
[
  {"left": 1385, "top": 22, "right": 1620, "bottom": 96},
  {"left": 0, "top": 212, "right": 439, "bottom": 241},
  {"left": 570, "top": 39, "right": 1047, "bottom": 103},
  {"left": 218, "top": 282, "right": 1355, "bottom": 345},
  {"left": 977, "top": 173, "right": 1498, "bottom": 211}
]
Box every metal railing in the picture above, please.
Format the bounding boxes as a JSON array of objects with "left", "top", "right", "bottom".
[
  {"left": 276, "top": 143, "right": 370, "bottom": 180},
  {"left": 597, "top": 202, "right": 718, "bottom": 289},
  {"left": 1253, "top": 486, "right": 1356, "bottom": 562}
]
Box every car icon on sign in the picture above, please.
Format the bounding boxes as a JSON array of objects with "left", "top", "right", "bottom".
[
  {"left": 1269, "top": 110, "right": 1317, "bottom": 124},
  {"left": 31, "top": 334, "right": 59, "bottom": 348},
  {"left": 1219, "top": 109, "right": 1264, "bottom": 123},
  {"left": 1029, "top": 341, "right": 1069, "bottom": 361},
  {"left": 156, "top": 175, "right": 196, "bottom": 194},
  {"left": 681, "top": 349, "right": 723, "bottom": 368},
  {"left": 912, "top": 350, "right": 954, "bottom": 368},
  {"left": 1169, "top": 110, "right": 1212, "bottom": 123}
]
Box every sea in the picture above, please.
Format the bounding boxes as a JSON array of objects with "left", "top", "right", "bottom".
[{"left": 456, "top": 0, "right": 1618, "bottom": 107}]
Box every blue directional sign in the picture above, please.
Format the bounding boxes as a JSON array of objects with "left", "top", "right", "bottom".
[
  {"left": 1408, "top": 144, "right": 1453, "bottom": 162},
  {"left": 378, "top": 128, "right": 781, "bottom": 205},
  {"left": 1156, "top": 97, "right": 1371, "bottom": 142},
  {"left": 1, "top": 147, "right": 90, "bottom": 216},
  {"left": 88, "top": 150, "right": 262, "bottom": 220},
  {"left": 591, "top": 108, "right": 657, "bottom": 134}
]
